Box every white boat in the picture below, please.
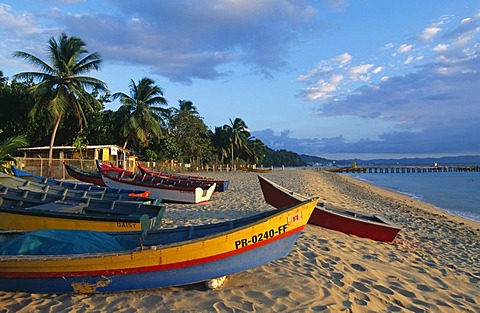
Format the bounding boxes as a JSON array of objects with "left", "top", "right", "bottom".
[{"left": 100, "top": 170, "right": 216, "bottom": 204}]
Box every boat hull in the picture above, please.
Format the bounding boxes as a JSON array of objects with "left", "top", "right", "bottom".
[
  {"left": 0, "top": 208, "right": 149, "bottom": 232},
  {"left": 0, "top": 198, "right": 317, "bottom": 293},
  {"left": 0, "top": 234, "right": 298, "bottom": 293},
  {"left": 258, "top": 175, "right": 401, "bottom": 242}
]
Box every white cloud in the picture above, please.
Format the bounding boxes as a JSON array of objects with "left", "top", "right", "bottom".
[
  {"left": 397, "top": 44, "right": 413, "bottom": 54},
  {"left": 420, "top": 26, "right": 442, "bottom": 41},
  {"left": 297, "top": 52, "right": 351, "bottom": 83},
  {"left": 335, "top": 52, "right": 352, "bottom": 68},
  {"left": 0, "top": 3, "right": 40, "bottom": 35},
  {"left": 372, "top": 66, "right": 383, "bottom": 74},
  {"left": 383, "top": 42, "right": 394, "bottom": 50},
  {"left": 453, "top": 32, "right": 475, "bottom": 46},
  {"left": 348, "top": 64, "right": 374, "bottom": 81},
  {"left": 299, "top": 74, "right": 343, "bottom": 101},
  {"left": 403, "top": 55, "right": 424, "bottom": 65},
  {"left": 433, "top": 44, "right": 449, "bottom": 52}
]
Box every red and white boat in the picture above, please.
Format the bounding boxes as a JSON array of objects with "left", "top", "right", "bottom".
[
  {"left": 100, "top": 169, "right": 216, "bottom": 204},
  {"left": 257, "top": 175, "right": 401, "bottom": 242}
]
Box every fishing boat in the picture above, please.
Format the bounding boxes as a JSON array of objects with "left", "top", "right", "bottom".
[
  {"left": 0, "top": 185, "right": 165, "bottom": 232},
  {"left": 258, "top": 175, "right": 401, "bottom": 242},
  {"left": 100, "top": 169, "right": 216, "bottom": 204},
  {"left": 0, "top": 200, "right": 164, "bottom": 232},
  {"left": 120, "top": 165, "right": 220, "bottom": 192},
  {"left": 63, "top": 162, "right": 106, "bottom": 186},
  {"left": 11, "top": 166, "right": 139, "bottom": 194},
  {"left": 0, "top": 197, "right": 318, "bottom": 293},
  {"left": 239, "top": 166, "right": 273, "bottom": 173},
  {"left": 137, "top": 162, "right": 229, "bottom": 192},
  {"left": 248, "top": 168, "right": 273, "bottom": 173},
  {"left": 0, "top": 183, "right": 160, "bottom": 210},
  {"left": 0, "top": 172, "right": 151, "bottom": 202}
]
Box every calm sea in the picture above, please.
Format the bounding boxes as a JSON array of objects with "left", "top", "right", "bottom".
[{"left": 347, "top": 171, "right": 480, "bottom": 223}]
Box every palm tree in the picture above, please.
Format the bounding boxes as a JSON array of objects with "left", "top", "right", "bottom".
[
  {"left": 13, "top": 32, "right": 107, "bottom": 176},
  {"left": 210, "top": 126, "right": 229, "bottom": 167},
  {"left": 238, "top": 137, "right": 265, "bottom": 165},
  {"left": 111, "top": 77, "right": 168, "bottom": 149},
  {"left": 0, "top": 130, "right": 29, "bottom": 174},
  {"left": 224, "top": 118, "right": 250, "bottom": 169},
  {"left": 169, "top": 100, "right": 212, "bottom": 165},
  {"left": 0, "top": 70, "right": 7, "bottom": 86},
  {"left": 177, "top": 100, "right": 199, "bottom": 115}
]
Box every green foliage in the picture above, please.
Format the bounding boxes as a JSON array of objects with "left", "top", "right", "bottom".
[
  {"left": 143, "top": 149, "right": 158, "bottom": 162},
  {"left": 111, "top": 77, "right": 168, "bottom": 148},
  {"left": 12, "top": 32, "right": 107, "bottom": 176},
  {"left": 0, "top": 79, "right": 46, "bottom": 144},
  {"left": 169, "top": 100, "right": 212, "bottom": 164},
  {"left": 0, "top": 130, "right": 29, "bottom": 173},
  {"left": 72, "top": 132, "right": 89, "bottom": 159},
  {"left": 262, "top": 148, "right": 307, "bottom": 167}
]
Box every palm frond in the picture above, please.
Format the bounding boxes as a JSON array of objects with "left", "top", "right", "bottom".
[{"left": 0, "top": 135, "right": 29, "bottom": 158}]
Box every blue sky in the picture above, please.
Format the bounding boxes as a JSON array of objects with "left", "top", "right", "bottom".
[{"left": 1, "top": 1, "right": 479, "bottom": 160}]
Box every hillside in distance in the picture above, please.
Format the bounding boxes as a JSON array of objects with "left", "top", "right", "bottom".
[
  {"left": 346, "top": 155, "right": 480, "bottom": 166},
  {"left": 299, "top": 154, "right": 480, "bottom": 166}
]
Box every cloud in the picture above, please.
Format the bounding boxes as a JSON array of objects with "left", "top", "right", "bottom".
[
  {"left": 56, "top": 0, "right": 319, "bottom": 84},
  {"left": 419, "top": 26, "right": 442, "bottom": 41},
  {"left": 0, "top": 4, "right": 35, "bottom": 33},
  {"left": 397, "top": 44, "right": 414, "bottom": 54},
  {"left": 297, "top": 52, "right": 384, "bottom": 100},
  {"left": 0, "top": 4, "right": 44, "bottom": 41},
  {"left": 433, "top": 44, "right": 449, "bottom": 52},
  {"left": 336, "top": 52, "right": 353, "bottom": 68},
  {"left": 298, "top": 74, "right": 344, "bottom": 101},
  {"left": 348, "top": 64, "right": 374, "bottom": 81},
  {"left": 297, "top": 52, "right": 352, "bottom": 82},
  {"left": 403, "top": 55, "right": 424, "bottom": 65},
  {"left": 254, "top": 114, "right": 480, "bottom": 157},
  {"left": 285, "top": 10, "right": 480, "bottom": 157}
]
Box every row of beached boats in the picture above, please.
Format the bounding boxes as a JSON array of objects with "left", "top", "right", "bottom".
[
  {"left": 62, "top": 161, "right": 226, "bottom": 203},
  {"left": 0, "top": 162, "right": 401, "bottom": 294}
]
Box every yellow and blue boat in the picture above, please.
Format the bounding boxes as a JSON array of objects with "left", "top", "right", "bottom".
[
  {"left": 0, "top": 201, "right": 165, "bottom": 232},
  {"left": 0, "top": 184, "right": 165, "bottom": 232},
  {"left": 0, "top": 197, "right": 318, "bottom": 293}
]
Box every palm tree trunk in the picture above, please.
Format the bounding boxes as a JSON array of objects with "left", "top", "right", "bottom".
[
  {"left": 123, "top": 139, "right": 128, "bottom": 149},
  {"left": 48, "top": 116, "right": 62, "bottom": 177},
  {"left": 230, "top": 143, "right": 234, "bottom": 170}
]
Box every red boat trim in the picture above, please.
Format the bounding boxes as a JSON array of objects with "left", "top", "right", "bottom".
[{"left": 0, "top": 226, "right": 305, "bottom": 278}]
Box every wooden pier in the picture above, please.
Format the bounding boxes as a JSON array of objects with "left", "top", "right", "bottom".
[{"left": 325, "top": 165, "right": 480, "bottom": 173}]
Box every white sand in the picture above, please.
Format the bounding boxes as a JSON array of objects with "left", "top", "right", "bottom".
[{"left": 1, "top": 168, "right": 478, "bottom": 312}]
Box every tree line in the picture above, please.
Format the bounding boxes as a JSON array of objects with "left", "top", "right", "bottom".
[{"left": 0, "top": 33, "right": 306, "bottom": 176}]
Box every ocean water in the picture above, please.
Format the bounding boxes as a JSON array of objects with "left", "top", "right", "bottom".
[{"left": 347, "top": 171, "right": 480, "bottom": 223}]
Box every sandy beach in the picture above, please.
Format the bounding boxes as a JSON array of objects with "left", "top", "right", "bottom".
[{"left": 0, "top": 168, "right": 478, "bottom": 312}]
